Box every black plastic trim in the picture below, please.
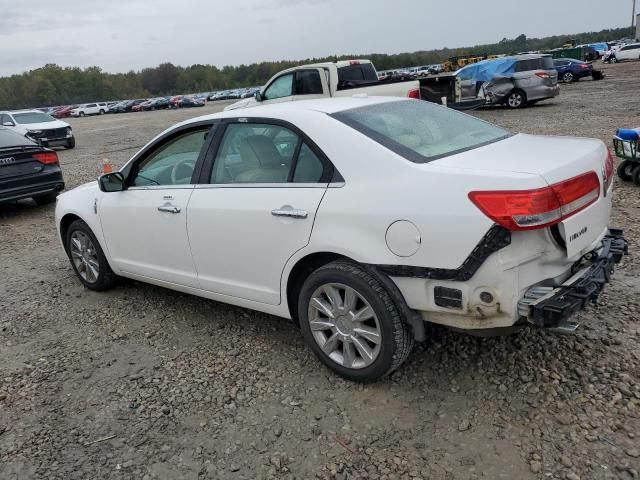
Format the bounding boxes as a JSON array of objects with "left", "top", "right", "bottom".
[
  {"left": 530, "top": 228, "right": 628, "bottom": 328},
  {"left": 372, "top": 225, "right": 511, "bottom": 281}
]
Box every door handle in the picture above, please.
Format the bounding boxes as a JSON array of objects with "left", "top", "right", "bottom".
[
  {"left": 157, "top": 205, "right": 181, "bottom": 214},
  {"left": 271, "top": 208, "right": 308, "bottom": 219}
]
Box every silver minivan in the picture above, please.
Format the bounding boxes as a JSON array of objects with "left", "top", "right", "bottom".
[{"left": 458, "top": 54, "right": 560, "bottom": 109}]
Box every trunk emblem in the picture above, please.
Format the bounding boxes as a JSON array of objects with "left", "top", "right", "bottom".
[{"left": 0, "top": 157, "right": 16, "bottom": 165}]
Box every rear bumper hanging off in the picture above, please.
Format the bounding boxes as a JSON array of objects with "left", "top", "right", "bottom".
[{"left": 520, "top": 228, "right": 627, "bottom": 331}]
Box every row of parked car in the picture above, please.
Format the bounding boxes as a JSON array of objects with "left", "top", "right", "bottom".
[{"left": 41, "top": 86, "right": 261, "bottom": 119}]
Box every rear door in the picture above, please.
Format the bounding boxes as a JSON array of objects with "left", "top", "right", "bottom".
[{"left": 187, "top": 119, "right": 332, "bottom": 305}]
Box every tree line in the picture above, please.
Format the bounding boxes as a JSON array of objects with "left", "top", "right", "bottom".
[{"left": 0, "top": 26, "right": 629, "bottom": 110}]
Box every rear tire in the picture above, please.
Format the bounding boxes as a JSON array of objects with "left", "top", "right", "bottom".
[
  {"left": 562, "top": 72, "right": 575, "bottom": 83},
  {"left": 65, "top": 219, "right": 117, "bottom": 291},
  {"left": 99, "top": 109, "right": 105, "bottom": 115},
  {"left": 617, "top": 160, "right": 635, "bottom": 181},
  {"left": 33, "top": 191, "right": 58, "bottom": 205},
  {"left": 298, "top": 260, "right": 414, "bottom": 382},
  {"left": 506, "top": 90, "right": 527, "bottom": 109},
  {"left": 632, "top": 165, "right": 640, "bottom": 186}
]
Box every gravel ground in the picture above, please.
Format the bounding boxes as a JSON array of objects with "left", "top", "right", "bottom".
[{"left": 1, "top": 62, "right": 639, "bottom": 480}]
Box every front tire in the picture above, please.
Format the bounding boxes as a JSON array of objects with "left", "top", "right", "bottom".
[
  {"left": 298, "top": 260, "right": 414, "bottom": 382},
  {"left": 506, "top": 90, "right": 526, "bottom": 109},
  {"left": 65, "top": 219, "right": 117, "bottom": 291},
  {"left": 79, "top": 111, "right": 85, "bottom": 117},
  {"left": 65, "top": 137, "right": 76, "bottom": 149},
  {"left": 611, "top": 56, "right": 618, "bottom": 64},
  {"left": 99, "top": 109, "right": 105, "bottom": 115}
]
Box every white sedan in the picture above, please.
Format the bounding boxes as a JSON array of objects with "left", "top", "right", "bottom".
[{"left": 55, "top": 97, "right": 626, "bottom": 381}]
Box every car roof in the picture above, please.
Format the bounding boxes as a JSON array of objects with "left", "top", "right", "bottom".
[
  {"left": 176, "top": 96, "right": 404, "bottom": 128},
  {"left": 0, "top": 109, "right": 45, "bottom": 115}
]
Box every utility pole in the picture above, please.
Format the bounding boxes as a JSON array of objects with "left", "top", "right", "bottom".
[{"left": 633, "top": 0, "right": 637, "bottom": 37}]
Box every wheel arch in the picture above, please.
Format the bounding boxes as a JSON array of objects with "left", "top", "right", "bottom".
[
  {"left": 285, "top": 251, "right": 348, "bottom": 325},
  {"left": 283, "top": 251, "right": 425, "bottom": 342},
  {"left": 59, "top": 213, "right": 83, "bottom": 254}
]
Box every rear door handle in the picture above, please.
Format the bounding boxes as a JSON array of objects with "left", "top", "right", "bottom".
[
  {"left": 157, "top": 205, "right": 181, "bottom": 214},
  {"left": 271, "top": 208, "right": 308, "bottom": 219}
]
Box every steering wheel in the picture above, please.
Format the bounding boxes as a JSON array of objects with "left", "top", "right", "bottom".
[{"left": 170, "top": 157, "right": 196, "bottom": 184}]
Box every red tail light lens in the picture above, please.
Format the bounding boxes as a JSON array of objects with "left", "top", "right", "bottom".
[
  {"left": 580, "top": 64, "right": 590, "bottom": 69},
  {"left": 407, "top": 88, "right": 420, "bottom": 99},
  {"left": 535, "top": 71, "right": 550, "bottom": 79},
  {"left": 33, "top": 152, "right": 59, "bottom": 165},
  {"left": 604, "top": 148, "right": 614, "bottom": 191},
  {"left": 469, "top": 171, "right": 600, "bottom": 231}
]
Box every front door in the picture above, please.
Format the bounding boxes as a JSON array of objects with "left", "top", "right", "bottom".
[
  {"left": 99, "top": 126, "right": 212, "bottom": 288},
  {"left": 187, "top": 120, "right": 331, "bottom": 305}
]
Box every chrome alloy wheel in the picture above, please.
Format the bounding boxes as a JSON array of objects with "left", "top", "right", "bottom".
[
  {"left": 70, "top": 231, "right": 100, "bottom": 283},
  {"left": 307, "top": 283, "right": 382, "bottom": 369},
  {"left": 507, "top": 91, "right": 524, "bottom": 108}
]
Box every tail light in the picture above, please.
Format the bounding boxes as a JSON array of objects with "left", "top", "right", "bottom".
[
  {"left": 535, "top": 71, "right": 550, "bottom": 79},
  {"left": 580, "top": 64, "right": 590, "bottom": 69},
  {"left": 407, "top": 88, "right": 420, "bottom": 99},
  {"left": 33, "top": 152, "right": 59, "bottom": 165},
  {"left": 604, "top": 148, "right": 614, "bottom": 191},
  {"left": 468, "top": 171, "right": 600, "bottom": 231}
]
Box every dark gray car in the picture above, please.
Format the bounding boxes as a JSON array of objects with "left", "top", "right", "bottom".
[{"left": 458, "top": 54, "right": 560, "bottom": 109}]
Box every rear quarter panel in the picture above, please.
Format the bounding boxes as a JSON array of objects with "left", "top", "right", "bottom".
[{"left": 283, "top": 113, "right": 546, "bottom": 271}]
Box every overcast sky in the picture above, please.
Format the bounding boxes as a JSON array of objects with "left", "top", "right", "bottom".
[{"left": 0, "top": 0, "right": 633, "bottom": 77}]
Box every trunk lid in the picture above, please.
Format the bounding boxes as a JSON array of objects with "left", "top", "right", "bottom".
[
  {"left": 433, "top": 133, "right": 611, "bottom": 258},
  {"left": 0, "top": 147, "right": 46, "bottom": 180}
]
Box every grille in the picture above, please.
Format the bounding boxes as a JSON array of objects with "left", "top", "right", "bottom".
[{"left": 43, "top": 128, "right": 68, "bottom": 139}]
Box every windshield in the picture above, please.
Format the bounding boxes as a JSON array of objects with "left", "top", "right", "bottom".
[
  {"left": 12, "top": 112, "right": 56, "bottom": 124},
  {"left": 332, "top": 100, "right": 511, "bottom": 163}
]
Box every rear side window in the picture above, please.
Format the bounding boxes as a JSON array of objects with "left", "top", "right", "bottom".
[
  {"left": 295, "top": 70, "right": 323, "bottom": 95},
  {"left": 210, "top": 123, "right": 328, "bottom": 184},
  {"left": 337, "top": 63, "right": 379, "bottom": 89},
  {"left": 332, "top": 100, "right": 511, "bottom": 163}
]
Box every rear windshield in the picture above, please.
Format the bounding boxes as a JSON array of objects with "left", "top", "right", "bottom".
[
  {"left": 515, "top": 56, "right": 554, "bottom": 72},
  {"left": 332, "top": 100, "right": 511, "bottom": 163},
  {"left": 12, "top": 112, "right": 56, "bottom": 124},
  {"left": 0, "top": 128, "right": 37, "bottom": 148}
]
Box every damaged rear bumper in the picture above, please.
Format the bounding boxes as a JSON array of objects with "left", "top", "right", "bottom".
[{"left": 518, "top": 228, "right": 628, "bottom": 332}]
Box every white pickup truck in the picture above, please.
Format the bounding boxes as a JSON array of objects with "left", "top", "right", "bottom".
[{"left": 224, "top": 59, "right": 421, "bottom": 111}]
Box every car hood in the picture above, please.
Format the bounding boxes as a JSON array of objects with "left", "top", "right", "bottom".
[
  {"left": 224, "top": 97, "right": 258, "bottom": 111},
  {"left": 22, "top": 120, "right": 70, "bottom": 130}
]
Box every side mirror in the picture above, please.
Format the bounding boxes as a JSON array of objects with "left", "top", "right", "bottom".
[
  {"left": 98, "top": 171, "right": 125, "bottom": 192},
  {"left": 2, "top": 121, "right": 15, "bottom": 127},
  {"left": 255, "top": 91, "right": 263, "bottom": 102}
]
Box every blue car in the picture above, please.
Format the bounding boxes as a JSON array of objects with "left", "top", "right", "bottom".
[{"left": 553, "top": 58, "right": 593, "bottom": 83}]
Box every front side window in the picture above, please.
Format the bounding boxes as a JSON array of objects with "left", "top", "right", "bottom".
[
  {"left": 332, "top": 100, "right": 511, "bottom": 163},
  {"left": 12, "top": 112, "right": 56, "bottom": 124},
  {"left": 210, "top": 123, "right": 327, "bottom": 184},
  {"left": 295, "top": 70, "right": 323, "bottom": 95},
  {"left": 131, "top": 128, "right": 209, "bottom": 187},
  {"left": 263, "top": 74, "right": 293, "bottom": 100}
]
